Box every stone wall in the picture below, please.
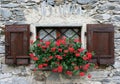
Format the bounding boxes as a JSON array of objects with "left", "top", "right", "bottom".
[{"left": 0, "top": 0, "right": 120, "bottom": 84}]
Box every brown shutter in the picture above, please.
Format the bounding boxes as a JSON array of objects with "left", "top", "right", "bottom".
[
  {"left": 5, "top": 24, "right": 30, "bottom": 65},
  {"left": 87, "top": 24, "right": 114, "bottom": 65}
]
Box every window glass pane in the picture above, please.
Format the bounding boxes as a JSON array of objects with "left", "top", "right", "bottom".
[
  {"left": 39, "top": 29, "right": 56, "bottom": 41},
  {"left": 61, "top": 29, "right": 79, "bottom": 38}
]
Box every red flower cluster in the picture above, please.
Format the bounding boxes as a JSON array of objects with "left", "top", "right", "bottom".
[
  {"left": 45, "top": 41, "right": 50, "bottom": 46},
  {"left": 78, "top": 48, "right": 84, "bottom": 52},
  {"left": 29, "top": 37, "right": 95, "bottom": 77},
  {"left": 83, "top": 52, "right": 92, "bottom": 60},
  {"left": 55, "top": 37, "right": 66, "bottom": 46},
  {"left": 29, "top": 53, "right": 38, "bottom": 61},
  {"left": 52, "top": 66, "right": 63, "bottom": 73},
  {"left": 55, "top": 55, "right": 62, "bottom": 60},
  {"left": 66, "top": 71, "right": 72, "bottom": 76},
  {"left": 79, "top": 72, "right": 85, "bottom": 76},
  {"left": 75, "top": 53, "right": 80, "bottom": 57},
  {"left": 88, "top": 74, "right": 92, "bottom": 78},
  {"left": 68, "top": 47, "right": 74, "bottom": 53},
  {"left": 38, "top": 63, "right": 48, "bottom": 69},
  {"left": 74, "top": 38, "right": 81, "bottom": 43},
  {"left": 83, "top": 63, "right": 90, "bottom": 71},
  {"left": 37, "top": 44, "right": 41, "bottom": 47},
  {"left": 58, "top": 48, "right": 62, "bottom": 52},
  {"left": 51, "top": 47, "right": 56, "bottom": 52}
]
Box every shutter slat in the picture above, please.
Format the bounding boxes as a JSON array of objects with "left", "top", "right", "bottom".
[
  {"left": 87, "top": 24, "right": 114, "bottom": 65},
  {"left": 7, "top": 56, "right": 30, "bottom": 59}
]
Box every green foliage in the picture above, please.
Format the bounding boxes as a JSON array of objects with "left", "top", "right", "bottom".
[{"left": 29, "top": 37, "right": 95, "bottom": 77}]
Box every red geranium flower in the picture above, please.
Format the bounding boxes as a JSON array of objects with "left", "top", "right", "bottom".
[
  {"left": 32, "top": 57, "right": 39, "bottom": 61},
  {"left": 83, "top": 56, "right": 88, "bottom": 60},
  {"left": 88, "top": 74, "right": 92, "bottom": 78},
  {"left": 78, "top": 48, "right": 84, "bottom": 52},
  {"left": 75, "top": 53, "right": 80, "bottom": 57},
  {"left": 58, "top": 48, "right": 62, "bottom": 52},
  {"left": 79, "top": 72, "right": 85, "bottom": 76},
  {"left": 57, "top": 66, "right": 63, "bottom": 73},
  {"left": 29, "top": 53, "right": 34, "bottom": 58},
  {"left": 87, "top": 52, "right": 92, "bottom": 59},
  {"left": 37, "top": 44, "right": 41, "bottom": 47},
  {"left": 56, "top": 55, "right": 62, "bottom": 60},
  {"left": 42, "top": 46, "right": 46, "bottom": 49},
  {"left": 45, "top": 41, "right": 50, "bottom": 46},
  {"left": 68, "top": 47, "right": 74, "bottom": 53},
  {"left": 43, "top": 63, "right": 48, "bottom": 67},
  {"left": 83, "top": 64, "right": 90, "bottom": 71},
  {"left": 38, "top": 64, "right": 43, "bottom": 69},
  {"left": 74, "top": 38, "right": 80, "bottom": 43},
  {"left": 40, "top": 39, "right": 43, "bottom": 42},
  {"left": 51, "top": 47, "right": 56, "bottom": 52},
  {"left": 61, "top": 40, "right": 66, "bottom": 45},
  {"left": 66, "top": 71, "right": 72, "bottom": 76},
  {"left": 56, "top": 41, "right": 60, "bottom": 46}
]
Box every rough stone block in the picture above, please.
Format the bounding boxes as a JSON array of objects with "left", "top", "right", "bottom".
[
  {"left": 1, "top": 8, "right": 12, "bottom": 19},
  {"left": 2, "top": 64, "right": 16, "bottom": 73},
  {"left": 46, "top": 72, "right": 60, "bottom": 81},
  {"left": 12, "top": 76, "right": 31, "bottom": 84},
  {"left": 77, "top": 0, "right": 91, "bottom": 4},
  {"left": 0, "top": 46, "right": 5, "bottom": 53},
  {"left": 115, "top": 33, "right": 120, "bottom": 39},
  {"left": 113, "top": 60, "right": 120, "bottom": 68},
  {"left": 0, "top": 73, "right": 12, "bottom": 79},
  {"left": 111, "top": 15, "right": 120, "bottom": 22},
  {"left": 0, "top": 56, "right": 5, "bottom": 64},
  {"left": 108, "top": 0, "right": 120, "bottom": 2},
  {"left": 89, "top": 71, "right": 110, "bottom": 78},
  {"left": 1, "top": 3, "right": 19, "bottom": 8}
]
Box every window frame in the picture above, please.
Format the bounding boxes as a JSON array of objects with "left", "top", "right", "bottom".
[{"left": 36, "top": 26, "right": 82, "bottom": 41}]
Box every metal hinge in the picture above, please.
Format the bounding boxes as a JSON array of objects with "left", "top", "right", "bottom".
[{"left": 85, "top": 32, "right": 87, "bottom": 36}]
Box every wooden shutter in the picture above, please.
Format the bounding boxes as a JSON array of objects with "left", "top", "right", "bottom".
[
  {"left": 87, "top": 24, "right": 114, "bottom": 65},
  {"left": 5, "top": 25, "right": 30, "bottom": 65}
]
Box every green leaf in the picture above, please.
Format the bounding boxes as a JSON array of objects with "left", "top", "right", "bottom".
[
  {"left": 73, "top": 70, "right": 80, "bottom": 75},
  {"left": 62, "top": 62, "right": 68, "bottom": 70}
]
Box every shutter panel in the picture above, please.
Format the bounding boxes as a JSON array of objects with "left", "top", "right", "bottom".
[
  {"left": 5, "top": 25, "right": 30, "bottom": 65},
  {"left": 87, "top": 24, "right": 114, "bottom": 65}
]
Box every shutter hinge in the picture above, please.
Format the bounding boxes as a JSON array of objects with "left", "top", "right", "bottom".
[{"left": 85, "top": 32, "right": 87, "bottom": 36}]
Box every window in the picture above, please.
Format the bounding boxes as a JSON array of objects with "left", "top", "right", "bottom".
[{"left": 36, "top": 27, "right": 81, "bottom": 41}]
